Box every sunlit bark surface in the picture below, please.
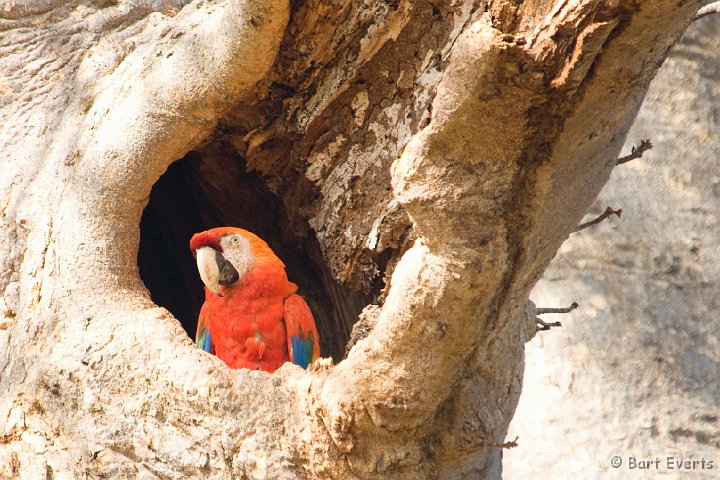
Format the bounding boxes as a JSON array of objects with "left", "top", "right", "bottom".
[{"left": 0, "top": 0, "right": 703, "bottom": 478}]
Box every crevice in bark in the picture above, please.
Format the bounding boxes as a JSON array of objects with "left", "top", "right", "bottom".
[
  {"left": 137, "top": 141, "right": 372, "bottom": 362},
  {"left": 481, "top": 4, "right": 635, "bottom": 335}
]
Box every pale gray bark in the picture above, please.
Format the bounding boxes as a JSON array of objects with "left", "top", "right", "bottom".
[
  {"left": 506, "top": 16, "right": 720, "bottom": 479},
  {"left": 0, "top": 0, "right": 706, "bottom": 478}
]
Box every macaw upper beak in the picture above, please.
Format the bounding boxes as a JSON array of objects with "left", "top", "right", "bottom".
[{"left": 195, "top": 246, "right": 240, "bottom": 297}]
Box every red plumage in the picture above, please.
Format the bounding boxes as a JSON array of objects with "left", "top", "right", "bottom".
[{"left": 191, "top": 227, "right": 320, "bottom": 372}]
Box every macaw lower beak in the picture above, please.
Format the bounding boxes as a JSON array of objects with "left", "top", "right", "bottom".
[{"left": 195, "top": 246, "right": 240, "bottom": 297}]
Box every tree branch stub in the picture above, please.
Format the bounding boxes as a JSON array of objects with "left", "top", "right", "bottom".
[
  {"left": 616, "top": 138, "right": 653, "bottom": 165},
  {"left": 573, "top": 207, "right": 623, "bottom": 232}
]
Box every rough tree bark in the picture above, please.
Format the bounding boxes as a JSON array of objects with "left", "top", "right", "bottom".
[
  {"left": 0, "top": 0, "right": 706, "bottom": 478},
  {"left": 506, "top": 15, "right": 720, "bottom": 477}
]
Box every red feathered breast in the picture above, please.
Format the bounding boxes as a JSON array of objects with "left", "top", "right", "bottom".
[{"left": 200, "top": 262, "right": 297, "bottom": 372}]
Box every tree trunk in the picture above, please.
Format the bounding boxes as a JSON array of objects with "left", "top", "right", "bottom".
[
  {"left": 0, "top": 0, "right": 705, "bottom": 478},
  {"left": 506, "top": 15, "right": 720, "bottom": 476}
]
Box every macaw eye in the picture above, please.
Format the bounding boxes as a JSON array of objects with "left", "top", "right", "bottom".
[{"left": 231, "top": 236, "right": 241, "bottom": 245}]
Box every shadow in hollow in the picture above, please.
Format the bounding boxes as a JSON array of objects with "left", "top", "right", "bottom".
[{"left": 137, "top": 144, "right": 371, "bottom": 362}]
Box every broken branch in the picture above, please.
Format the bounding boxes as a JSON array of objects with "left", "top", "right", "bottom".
[
  {"left": 484, "top": 436, "right": 520, "bottom": 449},
  {"left": 616, "top": 139, "right": 653, "bottom": 165},
  {"left": 573, "top": 207, "right": 622, "bottom": 232},
  {"left": 536, "top": 318, "right": 562, "bottom": 331},
  {"left": 501, "top": 436, "right": 519, "bottom": 449},
  {"left": 535, "top": 302, "right": 578, "bottom": 331},
  {"left": 536, "top": 302, "right": 579, "bottom": 315}
]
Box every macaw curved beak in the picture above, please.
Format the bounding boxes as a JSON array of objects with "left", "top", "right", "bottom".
[{"left": 195, "top": 246, "right": 239, "bottom": 297}]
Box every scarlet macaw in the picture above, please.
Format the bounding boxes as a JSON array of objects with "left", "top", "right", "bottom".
[{"left": 190, "top": 227, "right": 320, "bottom": 372}]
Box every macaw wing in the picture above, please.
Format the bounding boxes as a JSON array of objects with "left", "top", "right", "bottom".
[
  {"left": 196, "top": 307, "right": 215, "bottom": 355},
  {"left": 284, "top": 294, "right": 320, "bottom": 369}
]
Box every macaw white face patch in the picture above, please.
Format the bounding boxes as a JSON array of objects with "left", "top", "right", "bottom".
[{"left": 220, "top": 234, "right": 254, "bottom": 281}]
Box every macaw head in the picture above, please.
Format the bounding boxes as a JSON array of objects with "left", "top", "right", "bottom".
[{"left": 190, "top": 227, "right": 282, "bottom": 297}]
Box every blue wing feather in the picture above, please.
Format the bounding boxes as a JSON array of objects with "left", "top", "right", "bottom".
[
  {"left": 284, "top": 293, "right": 319, "bottom": 369},
  {"left": 196, "top": 312, "right": 214, "bottom": 354},
  {"left": 198, "top": 328, "right": 213, "bottom": 353},
  {"left": 290, "top": 335, "right": 313, "bottom": 369}
]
